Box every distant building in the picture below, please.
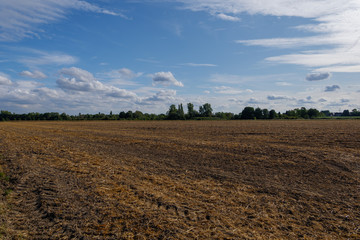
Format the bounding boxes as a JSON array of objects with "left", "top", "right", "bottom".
[{"left": 333, "top": 112, "right": 343, "bottom": 117}]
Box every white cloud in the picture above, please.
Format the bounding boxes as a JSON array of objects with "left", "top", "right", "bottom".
[
  {"left": 20, "top": 50, "right": 77, "bottom": 66},
  {"left": 325, "top": 85, "right": 340, "bottom": 92},
  {"left": 214, "top": 86, "right": 245, "bottom": 95},
  {"left": 236, "top": 36, "right": 342, "bottom": 49},
  {"left": 57, "top": 67, "right": 137, "bottom": 99},
  {"left": 267, "top": 95, "right": 293, "bottom": 101},
  {"left": 0, "top": 0, "right": 127, "bottom": 41},
  {"left": 142, "top": 89, "right": 177, "bottom": 102},
  {"left": 298, "top": 96, "right": 315, "bottom": 104},
  {"left": 276, "top": 81, "right": 292, "bottom": 86},
  {"left": 177, "top": 0, "right": 352, "bottom": 18},
  {"left": 316, "top": 65, "right": 360, "bottom": 73},
  {"left": 100, "top": 68, "right": 142, "bottom": 86},
  {"left": 182, "top": 63, "right": 217, "bottom": 67},
  {"left": 106, "top": 87, "right": 138, "bottom": 99},
  {"left": 33, "top": 87, "right": 62, "bottom": 99},
  {"left": 20, "top": 70, "right": 47, "bottom": 79},
  {"left": 306, "top": 72, "right": 331, "bottom": 81},
  {"left": 151, "top": 71, "right": 184, "bottom": 87},
  {"left": 266, "top": 48, "right": 360, "bottom": 68},
  {"left": 209, "top": 74, "right": 245, "bottom": 84},
  {"left": 216, "top": 13, "right": 241, "bottom": 22},
  {"left": 0, "top": 73, "right": 12, "bottom": 85},
  {"left": 117, "top": 68, "right": 143, "bottom": 80},
  {"left": 57, "top": 67, "right": 105, "bottom": 92}
]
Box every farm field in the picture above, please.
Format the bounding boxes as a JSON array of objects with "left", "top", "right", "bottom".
[{"left": 0, "top": 120, "right": 359, "bottom": 239}]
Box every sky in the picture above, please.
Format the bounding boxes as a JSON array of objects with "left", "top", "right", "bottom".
[{"left": 0, "top": 0, "right": 359, "bottom": 114}]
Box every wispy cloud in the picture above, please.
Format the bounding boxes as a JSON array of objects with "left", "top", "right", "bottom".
[
  {"left": 0, "top": 0, "right": 128, "bottom": 41},
  {"left": 101, "top": 68, "right": 143, "bottom": 86},
  {"left": 275, "top": 82, "right": 292, "bottom": 86},
  {"left": 175, "top": 0, "right": 360, "bottom": 73},
  {"left": 20, "top": 70, "right": 47, "bottom": 79},
  {"left": 182, "top": 63, "right": 217, "bottom": 67},
  {"left": 19, "top": 50, "right": 77, "bottom": 66},
  {"left": 214, "top": 86, "right": 251, "bottom": 95}
]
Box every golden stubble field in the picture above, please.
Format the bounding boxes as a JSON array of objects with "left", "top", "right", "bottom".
[{"left": 0, "top": 120, "right": 359, "bottom": 239}]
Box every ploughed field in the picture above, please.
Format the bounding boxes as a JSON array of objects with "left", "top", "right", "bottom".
[{"left": 0, "top": 120, "right": 359, "bottom": 239}]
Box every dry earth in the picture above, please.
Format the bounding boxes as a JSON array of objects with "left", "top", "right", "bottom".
[{"left": 0, "top": 120, "right": 359, "bottom": 239}]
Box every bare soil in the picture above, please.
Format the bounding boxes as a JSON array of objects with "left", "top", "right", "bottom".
[{"left": 0, "top": 120, "right": 359, "bottom": 239}]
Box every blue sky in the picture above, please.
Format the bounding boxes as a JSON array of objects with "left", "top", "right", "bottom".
[{"left": 0, "top": 0, "right": 359, "bottom": 114}]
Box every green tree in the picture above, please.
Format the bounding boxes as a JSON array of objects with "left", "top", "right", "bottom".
[
  {"left": 119, "top": 111, "right": 126, "bottom": 119},
  {"left": 342, "top": 109, "right": 350, "bottom": 116},
  {"left": 178, "top": 104, "right": 185, "bottom": 120},
  {"left": 167, "top": 104, "right": 178, "bottom": 120},
  {"left": 254, "top": 107, "right": 263, "bottom": 119},
  {"left": 133, "top": 111, "right": 144, "bottom": 120},
  {"left": 262, "top": 109, "right": 269, "bottom": 119},
  {"left": 351, "top": 109, "right": 360, "bottom": 116},
  {"left": 321, "top": 110, "right": 331, "bottom": 117},
  {"left": 187, "top": 103, "right": 196, "bottom": 119},
  {"left": 60, "top": 112, "right": 70, "bottom": 120},
  {"left": 241, "top": 107, "right": 255, "bottom": 119},
  {"left": 269, "top": 110, "right": 278, "bottom": 119},
  {"left": 199, "top": 103, "right": 212, "bottom": 117},
  {"left": 307, "top": 108, "right": 320, "bottom": 119},
  {"left": 125, "top": 111, "right": 133, "bottom": 119}
]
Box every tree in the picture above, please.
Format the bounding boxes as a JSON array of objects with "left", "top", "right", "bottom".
[
  {"left": 342, "top": 109, "right": 350, "bottom": 116},
  {"left": 60, "top": 112, "right": 70, "bottom": 120},
  {"left": 133, "top": 111, "right": 144, "bottom": 120},
  {"left": 351, "top": 109, "right": 360, "bottom": 116},
  {"left": 125, "top": 111, "right": 133, "bottom": 119},
  {"left": 300, "top": 107, "right": 309, "bottom": 119},
  {"left": 215, "top": 112, "right": 234, "bottom": 120},
  {"left": 199, "top": 103, "right": 212, "bottom": 117},
  {"left": 241, "top": 107, "right": 255, "bottom": 119},
  {"left": 308, "top": 108, "right": 320, "bottom": 119},
  {"left": 119, "top": 111, "right": 126, "bottom": 119},
  {"left": 187, "top": 103, "right": 196, "bottom": 119},
  {"left": 167, "top": 104, "right": 178, "bottom": 120},
  {"left": 254, "top": 107, "right": 263, "bottom": 119},
  {"left": 178, "top": 104, "right": 185, "bottom": 120},
  {"left": 321, "top": 110, "right": 331, "bottom": 117},
  {"left": 269, "top": 109, "right": 278, "bottom": 119},
  {"left": 262, "top": 109, "right": 269, "bottom": 119}
]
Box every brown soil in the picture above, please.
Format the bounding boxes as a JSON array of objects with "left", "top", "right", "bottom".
[{"left": 0, "top": 120, "right": 359, "bottom": 239}]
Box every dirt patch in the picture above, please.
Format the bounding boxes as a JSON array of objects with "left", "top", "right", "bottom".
[{"left": 0, "top": 120, "right": 359, "bottom": 239}]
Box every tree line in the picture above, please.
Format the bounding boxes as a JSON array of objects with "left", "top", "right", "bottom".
[{"left": 0, "top": 104, "right": 359, "bottom": 121}]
